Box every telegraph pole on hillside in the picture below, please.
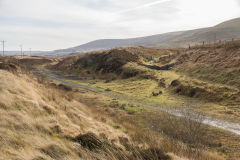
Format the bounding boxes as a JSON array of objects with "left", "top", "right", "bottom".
[
  {"left": 2, "top": 41, "right": 5, "bottom": 56},
  {"left": 29, "top": 48, "right": 32, "bottom": 56},
  {"left": 20, "top": 45, "right": 23, "bottom": 57},
  {"left": 214, "top": 32, "right": 217, "bottom": 53}
]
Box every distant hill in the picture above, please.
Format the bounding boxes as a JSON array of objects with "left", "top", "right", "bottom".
[
  {"left": 49, "top": 17, "right": 240, "bottom": 56},
  {"left": 2, "top": 51, "right": 45, "bottom": 56},
  {"left": 155, "top": 18, "right": 240, "bottom": 48}
]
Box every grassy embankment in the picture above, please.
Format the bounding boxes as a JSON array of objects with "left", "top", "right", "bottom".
[{"left": 0, "top": 57, "right": 175, "bottom": 160}]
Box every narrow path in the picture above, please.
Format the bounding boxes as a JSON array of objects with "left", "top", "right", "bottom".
[{"left": 38, "top": 67, "right": 240, "bottom": 136}]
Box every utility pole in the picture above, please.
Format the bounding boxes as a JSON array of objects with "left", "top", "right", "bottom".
[
  {"left": 20, "top": 45, "right": 23, "bottom": 57},
  {"left": 214, "top": 33, "right": 216, "bottom": 44},
  {"left": 2, "top": 41, "right": 5, "bottom": 56},
  {"left": 29, "top": 48, "right": 32, "bottom": 56},
  {"left": 214, "top": 33, "right": 217, "bottom": 53}
]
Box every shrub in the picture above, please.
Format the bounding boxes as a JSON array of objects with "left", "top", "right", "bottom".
[{"left": 155, "top": 108, "right": 209, "bottom": 157}]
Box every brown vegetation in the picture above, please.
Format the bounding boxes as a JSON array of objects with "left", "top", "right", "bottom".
[
  {"left": 0, "top": 60, "right": 174, "bottom": 159},
  {"left": 79, "top": 92, "right": 227, "bottom": 160},
  {"left": 174, "top": 40, "right": 240, "bottom": 88},
  {"left": 0, "top": 62, "right": 20, "bottom": 73},
  {"left": 1, "top": 40, "right": 240, "bottom": 159}
]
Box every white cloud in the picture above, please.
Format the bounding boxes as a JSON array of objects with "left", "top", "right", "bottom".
[
  {"left": 237, "top": 0, "right": 240, "bottom": 5},
  {"left": 116, "top": 0, "right": 172, "bottom": 14},
  {"left": 0, "top": 0, "right": 239, "bottom": 50}
]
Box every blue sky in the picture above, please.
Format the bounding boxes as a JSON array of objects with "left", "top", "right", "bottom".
[{"left": 0, "top": 0, "right": 240, "bottom": 51}]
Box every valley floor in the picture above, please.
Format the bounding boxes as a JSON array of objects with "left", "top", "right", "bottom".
[
  {"left": 2, "top": 46, "right": 240, "bottom": 160},
  {"left": 40, "top": 67, "right": 240, "bottom": 135},
  {"left": 39, "top": 65, "right": 240, "bottom": 159}
]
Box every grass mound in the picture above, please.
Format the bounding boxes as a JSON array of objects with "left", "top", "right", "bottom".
[
  {"left": 72, "top": 132, "right": 171, "bottom": 160},
  {"left": 73, "top": 132, "right": 104, "bottom": 151},
  {"left": 0, "top": 62, "right": 20, "bottom": 73},
  {"left": 77, "top": 48, "right": 140, "bottom": 73},
  {"left": 53, "top": 47, "right": 146, "bottom": 80}
]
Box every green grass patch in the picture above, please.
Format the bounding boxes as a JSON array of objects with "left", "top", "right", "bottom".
[{"left": 123, "top": 105, "right": 143, "bottom": 113}]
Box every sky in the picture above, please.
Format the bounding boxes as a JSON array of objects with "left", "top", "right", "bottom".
[{"left": 0, "top": 0, "right": 240, "bottom": 51}]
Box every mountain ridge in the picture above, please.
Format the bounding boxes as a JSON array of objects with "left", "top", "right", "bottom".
[{"left": 48, "top": 17, "right": 240, "bottom": 56}]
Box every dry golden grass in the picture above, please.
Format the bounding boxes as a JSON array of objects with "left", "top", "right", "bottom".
[
  {"left": 0, "top": 70, "right": 136, "bottom": 160},
  {"left": 2, "top": 54, "right": 237, "bottom": 159},
  {"left": 0, "top": 69, "right": 181, "bottom": 160}
]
